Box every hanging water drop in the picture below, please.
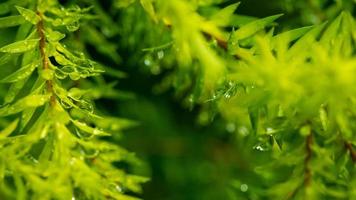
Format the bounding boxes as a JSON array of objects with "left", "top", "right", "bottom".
[
  {"left": 157, "top": 50, "right": 164, "bottom": 59},
  {"left": 224, "top": 93, "right": 231, "bottom": 99},
  {"left": 116, "top": 185, "right": 123, "bottom": 192},
  {"left": 150, "top": 64, "right": 161, "bottom": 75},
  {"left": 226, "top": 123, "right": 236, "bottom": 133},
  {"left": 66, "top": 21, "right": 80, "bottom": 32},
  {"left": 144, "top": 58, "right": 152, "bottom": 66},
  {"left": 240, "top": 184, "right": 248, "bottom": 192},
  {"left": 266, "top": 127, "right": 276, "bottom": 134},
  {"left": 238, "top": 126, "right": 249, "bottom": 136},
  {"left": 254, "top": 145, "right": 265, "bottom": 151}
]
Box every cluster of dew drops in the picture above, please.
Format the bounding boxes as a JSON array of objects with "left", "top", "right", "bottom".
[{"left": 143, "top": 50, "right": 165, "bottom": 75}]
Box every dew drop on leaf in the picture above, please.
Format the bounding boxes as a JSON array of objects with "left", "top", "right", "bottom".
[
  {"left": 226, "top": 123, "right": 236, "bottom": 133},
  {"left": 240, "top": 184, "right": 248, "bottom": 192},
  {"left": 66, "top": 21, "right": 80, "bottom": 32},
  {"left": 224, "top": 93, "right": 231, "bottom": 99},
  {"left": 238, "top": 126, "right": 249, "bottom": 136},
  {"left": 144, "top": 58, "right": 152, "bottom": 66},
  {"left": 157, "top": 50, "right": 164, "bottom": 59},
  {"left": 150, "top": 64, "right": 161, "bottom": 75},
  {"left": 254, "top": 145, "right": 265, "bottom": 151}
]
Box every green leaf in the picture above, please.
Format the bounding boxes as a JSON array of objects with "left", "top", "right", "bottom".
[
  {"left": 287, "top": 22, "right": 327, "bottom": 58},
  {"left": 16, "top": 6, "right": 41, "bottom": 25},
  {"left": 0, "top": 119, "right": 19, "bottom": 139},
  {"left": 72, "top": 120, "right": 111, "bottom": 137},
  {"left": 210, "top": 3, "right": 240, "bottom": 27},
  {"left": 272, "top": 26, "right": 313, "bottom": 44},
  {"left": 0, "top": 94, "right": 50, "bottom": 116},
  {"left": 0, "top": 39, "right": 39, "bottom": 53},
  {"left": 140, "top": 0, "right": 157, "bottom": 22},
  {"left": 0, "top": 1, "right": 11, "bottom": 15},
  {"left": 0, "top": 53, "right": 14, "bottom": 66},
  {"left": 320, "top": 12, "right": 343, "bottom": 45},
  {"left": 231, "top": 14, "right": 283, "bottom": 41},
  {"left": 230, "top": 14, "right": 258, "bottom": 27},
  {"left": 46, "top": 29, "right": 65, "bottom": 42},
  {"left": 1, "top": 60, "right": 40, "bottom": 83},
  {"left": 0, "top": 15, "right": 26, "bottom": 28},
  {"left": 4, "top": 78, "right": 28, "bottom": 104}
]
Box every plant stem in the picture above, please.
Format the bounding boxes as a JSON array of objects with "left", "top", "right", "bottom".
[
  {"left": 36, "top": 12, "right": 56, "bottom": 106},
  {"left": 344, "top": 141, "right": 356, "bottom": 163},
  {"left": 304, "top": 133, "right": 313, "bottom": 186}
]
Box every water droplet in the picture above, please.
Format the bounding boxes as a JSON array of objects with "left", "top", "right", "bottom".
[
  {"left": 226, "top": 123, "right": 236, "bottom": 133},
  {"left": 254, "top": 145, "right": 265, "bottom": 151},
  {"left": 144, "top": 59, "right": 152, "bottom": 66},
  {"left": 27, "top": 155, "right": 39, "bottom": 164},
  {"left": 53, "top": 18, "right": 62, "bottom": 26},
  {"left": 238, "top": 126, "right": 249, "bottom": 136},
  {"left": 69, "top": 72, "right": 81, "bottom": 80},
  {"left": 150, "top": 65, "right": 161, "bottom": 75},
  {"left": 66, "top": 21, "right": 80, "bottom": 32},
  {"left": 60, "top": 99, "right": 73, "bottom": 109},
  {"left": 93, "top": 128, "right": 102, "bottom": 135},
  {"left": 70, "top": 157, "right": 76, "bottom": 165},
  {"left": 188, "top": 96, "right": 194, "bottom": 103},
  {"left": 71, "top": 196, "right": 76, "bottom": 200},
  {"left": 240, "top": 184, "right": 248, "bottom": 192},
  {"left": 157, "top": 50, "right": 164, "bottom": 59},
  {"left": 266, "top": 127, "right": 276, "bottom": 134},
  {"left": 116, "top": 185, "right": 123, "bottom": 192},
  {"left": 228, "top": 81, "right": 234, "bottom": 87},
  {"left": 224, "top": 93, "right": 231, "bottom": 99}
]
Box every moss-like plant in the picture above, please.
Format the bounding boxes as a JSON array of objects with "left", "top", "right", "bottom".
[
  {"left": 116, "top": 0, "right": 356, "bottom": 199},
  {"left": 0, "top": 0, "right": 355, "bottom": 200},
  {"left": 0, "top": 1, "right": 146, "bottom": 199}
]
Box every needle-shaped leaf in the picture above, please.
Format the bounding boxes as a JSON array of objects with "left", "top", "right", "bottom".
[
  {"left": 0, "top": 94, "right": 50, "bottom": 116},
  {"left": 272, "top": 26, "right": 313, "bottom": 44},
  {"left": 4, "top": 78, "right": 28, "bottom": 104},
  {"left": 0, "top": 119, "right": 19, "bottom": 139},
  {"left": 0, "top": 53, "right": 13, "bottom": 66},
  {"left": 210, "top": 3, "right": 240, "bottom": 27},
  {"left": 72, "top": 120, "right": 111, "bottom": 137},
  {"left": 46, "top": 28, "right": 65, "bottom": 42},
  {"left": 320, "top": 12, "right": 344, "bottom": 45},
  {"left": 0, "top": 15, "right": 26, "bottom": 28},
  {"left": 16, "top": 6, "right": 41, "bottom": 25},
  {"left": 231, "top": 14, "right": 283, "bottom": 41},
  {"left": 140, "top": 0, "right": 157, "bottom": 22},
  {"left": 1, "top": 60, "right": 40, "bottom": 83},
  {"left": 0, "top": 39, "right": 39, "bottom": 53}
]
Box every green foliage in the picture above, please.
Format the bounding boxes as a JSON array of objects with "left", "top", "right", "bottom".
[
  {"left": 115, "top": 0, "right": 356, "bottom": 199},
  {"left": 0, "top": 0, "right": 146, "bottom": 199},
  {"left": 0, "top": 0, "right": 355, "bottom": 200}
]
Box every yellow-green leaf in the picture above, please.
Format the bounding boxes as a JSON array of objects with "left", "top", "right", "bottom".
[
  {"left": 16, "top": 6, "right": 41, "bottom": 25},
  {"left": 72, "top": 120, "right": 110, "bottom": 137},
  {"left": 0, "top": 15, "right": 26, "bottom": 28},
  {"left": 0, "top": 119, "right": 19, "bottom": 139},
  {"left": 210, "top": 3, "right": 240, "bottom": 27},
  {"left": 140, "top": 0, "right": 157, "bottom": 22},
  {"left": 1, "top": 60, "right": 40, "bottom": 83},
  {"left": 231, "top": 14, "right": 283, "bottom": 41},
  {"left": 0, "top": 39, "right": 39, "bottom": 53},
  {"left": 0, "top": 94, "right": 50, "bottom": 116}
]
